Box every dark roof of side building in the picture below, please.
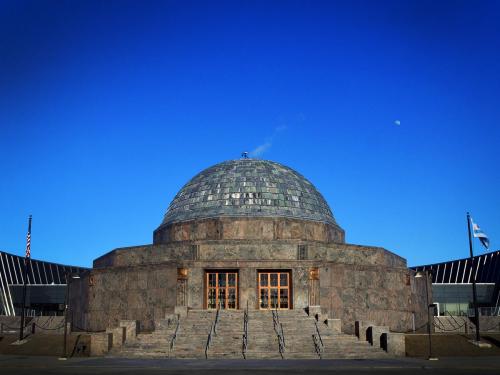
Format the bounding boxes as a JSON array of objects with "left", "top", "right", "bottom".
[
  {"left": 0, "top": 250, "right": 88, "bottom": 286},
  {"left": 411, "top": 250, "right": 500, "bottom": 284}
]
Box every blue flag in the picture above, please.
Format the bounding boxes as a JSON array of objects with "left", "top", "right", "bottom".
[{"left": 471, "top": 217, "right": 490, "bottom": 249}]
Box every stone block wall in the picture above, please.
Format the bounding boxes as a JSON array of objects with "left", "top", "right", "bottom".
[
  {"left": 320, "top": 264, "right": 428, "bottom": 333},
  {"left": 153, "top": 217, "right": 345, "bottom": 244},
  {"left": 75, "top": 235, "right": 427, "bottom": 334},
  {"left": 73, "top": 265, "right": 177, "bottom": 332}
]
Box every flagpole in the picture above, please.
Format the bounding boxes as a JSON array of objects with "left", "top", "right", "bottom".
[
  {"left": 467, "top": 212, "right": 481, "bottom": 343},
  {"left": 19, "top": 215, "right": 32, "bottom": 341}
]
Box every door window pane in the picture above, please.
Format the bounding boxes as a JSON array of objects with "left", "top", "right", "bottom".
[
  {"left": 260, "top": 289, "right": 269, "bottom": 308},
  {"left": 280, "top": 289, "right": 288, "bottom": 308},
  {"left": 260, "top": 274, "right": 268, "bottom": 286},
  {"left": 228, "top": 288, "right": 236, "bottom": 309},
  {"left": 280, "top": 273, "right": 288, "bottom": 286},
  {"left": 228, "top": 273, "right": 236, "bottom": 287},
  {"left": 270, "top": 289, "right": 278, "bottom": 308},
  {"left": 209, "top": 273, "right": 216, "bottom": 287},
  {"left": 270, "top": 273, "right": 278, "bottom": 287},
  {"left": 218, "top": 273, "right": 226, "bottom": 287},
  {"left": 208, "top": 288, "right": 216, "bottom": 309},
  {"left": 218, "top": 288, "right": 226, "bottom": 309}
]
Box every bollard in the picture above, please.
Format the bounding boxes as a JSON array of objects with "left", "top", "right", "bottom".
[
  {"left": 1, "top": 323, "right": 3, "bottom": 335},
  {"left": 32, "top": 322, "right": 36, "bottom": 334}
]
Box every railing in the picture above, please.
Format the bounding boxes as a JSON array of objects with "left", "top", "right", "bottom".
[
  {"left": 242, "top": 301, "right": 249, "bottom": 359},
  {"left": 312, "top": 333, "right": 322, "bottom": 359},
  {"left": 312, "top": 320, "right": 324, "bottom": 359},
  {"left": 272, "top": 307, "right": 285, "bottom": 359},
  {"left": 169, "top": 316, "right": 180, "bottom": 352},
  {"left": 205, "top": 305, "right": 220, "bottom": 359},
  {"left": 468, "top": 307, "right": 500, "bottom": 317}
]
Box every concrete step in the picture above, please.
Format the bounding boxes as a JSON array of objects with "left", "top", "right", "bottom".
[{"left": 110, "top": 308, "right": 389, "bottom": 360}]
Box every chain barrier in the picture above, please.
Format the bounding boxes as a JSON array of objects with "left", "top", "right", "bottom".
[
  {"left": 1, "top": 322, "right": 30, "bottom": 331},
  {"left": 33, "top": 322, "right": 65, "bottom": 331},
  {"left": 32, "top": 315, "right": 57, "bottom": 329},
  {"left": 72, "top": 324, "right": 106, "bottom": 333},
  {"left": 388, "top": 322, "right": 429, "bottom": 334},
  {"left": 445, "top": 312, "right": 467, "bottom": 330}
]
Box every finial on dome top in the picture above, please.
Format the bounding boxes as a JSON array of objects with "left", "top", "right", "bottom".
[{"left": 241, "top": 151, "right": 249, "bottom": 159}]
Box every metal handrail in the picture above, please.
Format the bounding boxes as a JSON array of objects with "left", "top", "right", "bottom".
[
  {"left": 313, "top": 320, "right": 324, "bottom": 358},
  {"left": 205, "top": 322, "right": 214, "bottom": 359},
  {"left": 169, "top": 316, "right": 180, "bottom": 351},
  {"left": 272, "top": 307, "right": 285, "bottom": 359},
  {"left": 205, "top": 305, "right": 221, "bottom": 359},
  {"left": 242, "top": 301, "right": 248, "bottom": 359},
  {"left": 214, "top": 304, "right": 220, "bottom": 336},
  {"left": 314, "top": 320, "right": 324, "bottom": 347},
  {"left": 312, "top": 333, "right": 323, "bottom": 359}
]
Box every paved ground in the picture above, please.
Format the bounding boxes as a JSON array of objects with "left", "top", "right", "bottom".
[{"left": 1, "top": 356, "right": 500, "bottom": 375}]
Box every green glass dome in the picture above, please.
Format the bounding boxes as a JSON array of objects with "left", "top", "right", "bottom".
[{"left": 161, "top": 159, "right": 336, "bottom": 226}]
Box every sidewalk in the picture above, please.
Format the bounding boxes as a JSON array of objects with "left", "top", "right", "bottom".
[{"left": 1, "top": 355, "right": 500, "bottom": 375}]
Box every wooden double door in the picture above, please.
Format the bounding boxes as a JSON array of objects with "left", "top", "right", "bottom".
[
  {"left": 206, "top": 271, "right": 238, "bottom": 309},
  {"left": 205, "top": 270, "right": 291, "bottom": 310},
  {"left": 258, "top": 271, "right": 290, "bottom": 310}
]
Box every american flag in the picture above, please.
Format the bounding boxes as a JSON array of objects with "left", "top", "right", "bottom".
[
  {"left": 25, "top": 231, "right": 31, "bottom": 259},
  {"left": 25, "top": 215, "right": 32, "bottom": 260}
]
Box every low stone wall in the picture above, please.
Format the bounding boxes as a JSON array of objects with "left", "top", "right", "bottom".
[
  {"left": 356, "top": 320, "right": 405, "bottom": 357},
  {"left": 90, "top": 332, "right": 111, "bottom": 356}
]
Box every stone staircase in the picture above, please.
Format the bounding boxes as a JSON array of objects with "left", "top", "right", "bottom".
[
  {"left": 108, "top": 318, "right": 177, "bottom": 358},
  {"left": 206, "top": 310, "right": 245, "bottom": 359},
  {"left": 244, "top": 310, "right": 283, "bottom": 359},
  {"left": 108, "top": 308, "right": 389, "bottom": 359},
  {"left": 173, "top": 310, "right": 215, "bottom": 358},
  {"left": 317, "top": 323, "right": 390, "bottom": 359}
]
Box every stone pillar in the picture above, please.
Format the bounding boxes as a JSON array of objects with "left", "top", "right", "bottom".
[
  {"left": 370, "top": 325, "right": 389, "bottom": 346},
  {"left": 386, "top": 333, "right": 406, "bottom": 356},
  {"left": 355, "top": 321, "right": 372, "bottom": 341},
  {"left": 308, "top": 267, "right": 320, "bottom": 306},
  {"left": 106, "top": 327, "right": 126, "bottom": 348},
  {"left": 119, "top": 320, "right": 138, "bottom": 343},
  {"left": 327, "top": 318, "right": 342, "bottom": 334},
  {"left": 176, "top": 268, "right": 188, "bottom": 307},
  {"left": 90, "top": 333, "right": 112, "bottom": 356}
]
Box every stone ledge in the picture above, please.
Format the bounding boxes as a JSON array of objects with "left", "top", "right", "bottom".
[
  {"left": 90, "top": 333, "right": 111, "bottom": 356},
  {"left": 326, "top": 318, "right": 341, "bottom": 334},
  {"left": 119, "top": 320, "right": 138, "bottom": 343},
  {"left": 382, "top": 332, "right": 405, "bottom": 356}
]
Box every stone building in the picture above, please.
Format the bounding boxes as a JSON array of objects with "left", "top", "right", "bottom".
[{"left": 71, "top": 158, "right": 427, "bottom": 335}]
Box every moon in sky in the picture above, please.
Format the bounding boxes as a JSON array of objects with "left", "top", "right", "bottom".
[{"left": 394, "top": 120, "right": 401, "bottom": 126}]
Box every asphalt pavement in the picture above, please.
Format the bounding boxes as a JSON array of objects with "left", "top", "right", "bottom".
[{"left": 1, "top": 355, "right": 500, "bottom": 375}]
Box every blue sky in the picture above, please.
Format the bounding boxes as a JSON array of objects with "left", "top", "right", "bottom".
[{"left": 1, "top": 0, "right": 499, "bottom": 268}]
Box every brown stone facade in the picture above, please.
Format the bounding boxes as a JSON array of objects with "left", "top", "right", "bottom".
[
  {"left": 71, "top": 220, "right": 428, "bottom": 334},
  {"left": 153, "top": 217, "right": 345, "bottom": 244}
]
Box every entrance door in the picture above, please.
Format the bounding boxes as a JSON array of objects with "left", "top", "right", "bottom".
[
  {"left": 206, "top": 271, "right": 238, "bottom": 309},
  {"left": 258, "top": 271, "right": 290, "bottom": 309}
]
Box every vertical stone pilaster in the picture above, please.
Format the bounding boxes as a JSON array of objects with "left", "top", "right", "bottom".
[
  {"left": 308, "top": 267, "right": 320, "bottom": 306},
  {"left": 176, "top": 268, "right": 188, "bottom": 307}
]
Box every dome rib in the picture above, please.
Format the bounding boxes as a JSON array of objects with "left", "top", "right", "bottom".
[{"left": 162, "top": 159, "right": 336, "bottom": 225}]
